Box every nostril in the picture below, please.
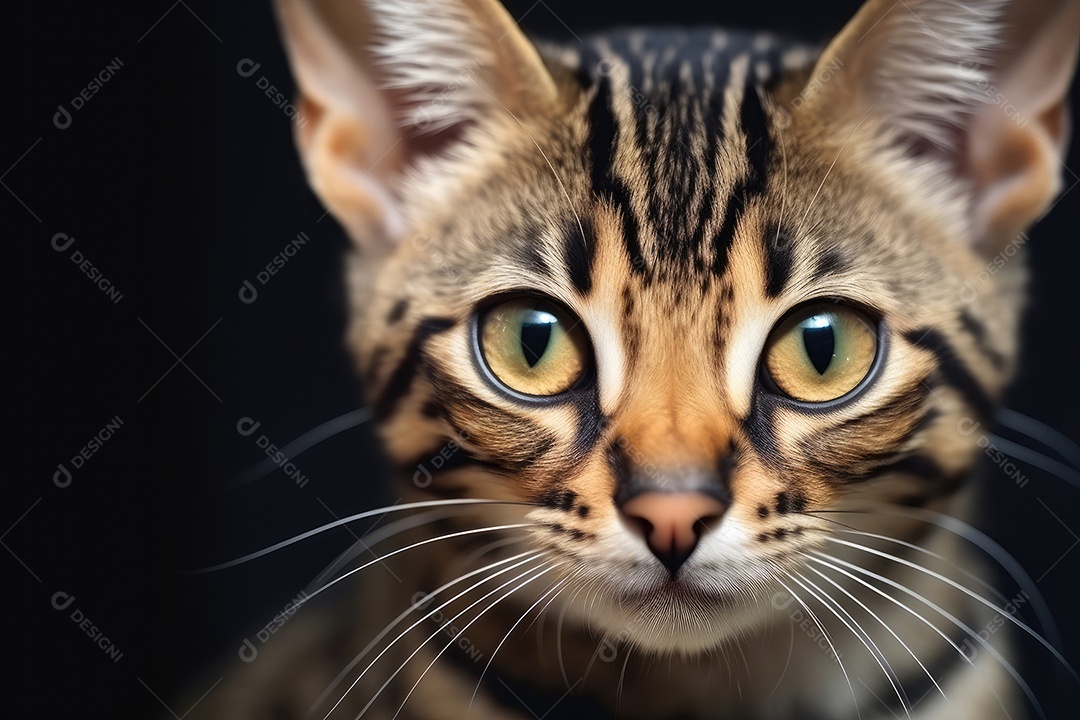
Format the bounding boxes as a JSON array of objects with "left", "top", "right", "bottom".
[
  {"left": 695, "top": 513, "right": 724, "bottom": 533},
  {"left": 617, "top": 491, "right": 729, "bottom": 576},
  {"left": 629, "top": 515, "right": 654, "bottom": 539}
]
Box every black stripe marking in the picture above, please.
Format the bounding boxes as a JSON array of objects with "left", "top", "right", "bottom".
[
  {"left": 587, "top": 73, "right": 647, "bottom": 277},
  {"left": 957, "top": 309, "right": 1007, "bottom": 371},
  {"left": 386, "top": 299, "right": 408, "bottom": 325},
  {"left": 374, "top": 318, "right": 455, "bottom": 419},
  {"left": 517, "top": 235, "right": 551, "bottom": 278},
  {"left": 562, "top": 216, "right": 595, "bottom": 295},
  {"left": 903, "top": 328, "right": 995, "bottom": 419},
  {"left": 744, "top": 393, "right": 783, "bottom": 466},
  {"left": 711, "top": 81, "right": 771, "bottom": 278},
  {"left": 811, "top": 248, "right": 849, "bottom": 283},
  {"left": 775, "top": 490, "right": 807, "bottom": 514},
  {"left": 763, "top": 223, "right": 794, "bottom": 297},
  {"left": 740, "top": 83, "right": 771, "bottom": 193}
]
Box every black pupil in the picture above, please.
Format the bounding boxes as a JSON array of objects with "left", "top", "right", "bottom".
[
  {"left": 520, "top": 311, "right": 555, "bottom": 368},
  {"left": 802, "top": 317, "right": 835, "bottom": 375}
]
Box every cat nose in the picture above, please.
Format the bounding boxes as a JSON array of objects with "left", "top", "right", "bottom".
[{"left": 618, "top": 491, "right": 728, "bottom": 575}]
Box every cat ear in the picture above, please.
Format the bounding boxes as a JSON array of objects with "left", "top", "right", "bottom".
[
  {"left": 273, "top": 0, "right": 560, "bottom": 251},
  {"left": 800, "top": 0, "right": 1080, "bottom": 252}
]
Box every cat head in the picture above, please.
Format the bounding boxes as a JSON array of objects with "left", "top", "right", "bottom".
[{"left": 275, "top": 0, "right": 1079, "bottom": 653}]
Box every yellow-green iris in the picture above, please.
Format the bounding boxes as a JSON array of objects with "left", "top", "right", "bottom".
[
  {"left": 480, "top": 298, "right": 588, "bottom": 396},
  {"left": 763, "top": 305, "right": 877, "bottom": 402}
]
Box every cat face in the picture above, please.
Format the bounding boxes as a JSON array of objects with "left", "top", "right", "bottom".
[{"left": 276, "top": 0, "right": 1078, "bottom": 653}]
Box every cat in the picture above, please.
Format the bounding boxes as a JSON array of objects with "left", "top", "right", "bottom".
[{"left": 194, "top": 0, "right": 1080, "bottom": 718}]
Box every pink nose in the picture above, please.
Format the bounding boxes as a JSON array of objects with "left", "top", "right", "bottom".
[{"left": 619, "top": 492, "right": 728, "bottom": 575}]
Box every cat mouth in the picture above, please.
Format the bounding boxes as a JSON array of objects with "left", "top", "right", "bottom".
[{"left": 611, "top": 568, "right": 739, "bottom": 606}]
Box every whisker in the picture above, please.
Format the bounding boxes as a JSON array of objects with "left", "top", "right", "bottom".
[
  {"left": 310, "top": 508, "right": 466, "bottom": 588},
  {"left": 461, "top": 71, "right": 588, "bottom": 249},
  {"left": 821, "top": 537, "right": 1076, "bottom": 677},
  {"left": 987, "top": 432, "right": 1080, "bottom": 490},
  {"left": 466, "top": 574, "right": 572, "bottom": 719},
  {"left": 816, "top": 522, "right": 1010, "bottom": 606},
  {"left": 776, "top": 575, "right": 862, "bottom": 720},
  {"left": 767, "top": 615, "right": 797, "bottom": 698},
  {"left": 797, "top": 104, "right": 875, "bottom": 230},
  {"left": 320, "top": 552, "right": 550, "bottom": 720},
  {"left": 805, "top": 505, "right": 1063, "bottom": 653},
  {"left": 294, "top": 524, "right": 534, "bottom": 619},
  {"left": 812, "top": 557, "right": 1019, "bottom": 720},
  {"left": 997, "top": 407, "right": 1080, "bottom": 470},
  {"left": 807, "top": 550, "right": 1047, "bottom": 720},
  {"left": 191, "top": 499, "right": 536, "bottom": 572},
  {"left": 386, "top": 560, "right": 566, "bottom": 720},
  {"left": 788, "top": 571, "right": 911, "bottom": 718},
  {"left": 306, "top": 549, "right": 542, "bottom": 717},
  {"left": 557, "top": 581, "right": 588, "bottom": 691},
  {"left": 803, "top": 562, "right": 946, "bottom": 702},
  {"left": 616, "top": 645, "right": 632, "bottom": 714},
  {"left": 228, "top": 407, "right": 374, "bottom": 488}
]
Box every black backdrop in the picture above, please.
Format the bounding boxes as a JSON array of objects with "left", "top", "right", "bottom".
[{"left": 8, "top": 1, "right": 1080, "bottom": 717}]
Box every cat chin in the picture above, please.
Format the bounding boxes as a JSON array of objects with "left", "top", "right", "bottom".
[
  {"left": 590, "top": 597, "right": 772, "bottom": 655},
  {"left": 576, "top": 579, "right": 776, "bottom": 656}
]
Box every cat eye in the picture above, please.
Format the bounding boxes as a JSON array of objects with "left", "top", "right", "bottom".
[
  {"left": 762, "top": 304, "right": 878, "bottom": 403},
  {"left": 478, "top": 297, "right": 590, "bottom": 397}
]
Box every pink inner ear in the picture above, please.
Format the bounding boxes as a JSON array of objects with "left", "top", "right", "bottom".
[{"left": 968, "top": 116, "right": 1063, "bottom": 252}]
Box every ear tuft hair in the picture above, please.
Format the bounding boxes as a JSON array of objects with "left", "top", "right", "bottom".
[
  {"left": 368, "top": 0, "right": 497, "bottom": 133},
  {"left": 864, "top": 0, "right": 1006, "bottom": 151}
]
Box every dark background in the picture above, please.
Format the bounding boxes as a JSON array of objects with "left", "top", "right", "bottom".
[{"left": 8, "top": 0, "right": 1080, "bottom": 717}]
